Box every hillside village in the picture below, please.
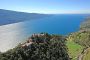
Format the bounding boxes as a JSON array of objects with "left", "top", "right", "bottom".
[{"left": 21, "top": 33, "right": 45, "bottom": 48}]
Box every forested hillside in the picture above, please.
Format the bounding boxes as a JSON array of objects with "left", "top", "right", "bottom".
[{"left": 0, "top": 33, "right": 70, "bottom": 60}]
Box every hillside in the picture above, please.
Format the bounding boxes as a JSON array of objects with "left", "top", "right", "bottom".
[
  {"left": 0, "top": 13, "right": 90, "bottom": 60},
  {"left": 80, "top": 17, "right": 90, "bottom": 30},
  {"left": 0, "top": 33, "right": 70, "bottom": 60},
  {"left": 0, "top": 9, "right": 50, "bottom": 25},
  {"left": 66, "top": 17, "right": 90, "bottom": 60},
  {"left": 82, "top": 48, "right": 90, "bottom": 60}
]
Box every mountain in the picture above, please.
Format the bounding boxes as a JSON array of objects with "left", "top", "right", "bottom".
[{"left": 0, "top": 9, "right": 50, "bottom": 26}]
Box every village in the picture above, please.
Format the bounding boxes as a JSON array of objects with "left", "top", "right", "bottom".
[{"left": 21, "top": 33, "right": 46, "bottom": 48}]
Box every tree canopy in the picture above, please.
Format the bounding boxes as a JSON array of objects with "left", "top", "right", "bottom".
[{"left": 0, "top": 33, "right": 70, "bottom": 60}]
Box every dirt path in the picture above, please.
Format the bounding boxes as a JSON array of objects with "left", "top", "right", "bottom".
[{"left": 78, "top": 47, "right": 90, "bottom": 60}]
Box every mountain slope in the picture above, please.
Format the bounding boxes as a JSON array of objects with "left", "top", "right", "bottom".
[
  {"left": 0, "top": 9, "right": 50, "bottom": 25},
  {"left": 80, "top": 17, "right": 90, "bottom": 30},
  {"left": 66, "top": 17, "right": 90, "bottom": 60}
]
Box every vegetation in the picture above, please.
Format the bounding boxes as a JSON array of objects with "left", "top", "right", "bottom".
[
  {"left": 80, "top": 17, "right": 90, "bottom": 30},
  {"left": 66, "top": 40, "right": 84, "bottom": 60},
  {"left": 67, "top": 16, "right": 90, "bottom": 47},
  {"left": 0, "top": 14, "right": 90, "bottom": 60},
  {"left": 66, "top": 18, "right": 90, "bottom": 60},
  {"left": 0, "top": 33, "right": 70, "bottom": 60},
  {"left": 68, "top": 31, "right": 90, "bottom": 48},
  {"left": 83, "top": 48, "right": 90, "bottom": 60}
]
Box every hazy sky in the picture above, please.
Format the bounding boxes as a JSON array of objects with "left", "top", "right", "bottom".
[{"left": 0, "top": 0, "right": 90, "bottom": 14}]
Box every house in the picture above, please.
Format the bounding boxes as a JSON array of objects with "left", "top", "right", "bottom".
[{"left": 21, "top": 33, "right": 46, "bottom": 48}]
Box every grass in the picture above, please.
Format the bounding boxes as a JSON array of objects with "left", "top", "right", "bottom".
[
  {"left": 66, "top": 40, "right": 84, "bottom": 60},
  {"left": 83, "top": 49, "right": 90, "bottom": 60}
]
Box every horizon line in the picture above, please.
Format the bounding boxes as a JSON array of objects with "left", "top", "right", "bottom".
[{"left": 0, "top": 9, "right": 90, "bottom": 14}]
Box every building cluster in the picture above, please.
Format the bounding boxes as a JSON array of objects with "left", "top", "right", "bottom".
[{"left": 21, "top": 33, "right": 45, "bottom": 48}]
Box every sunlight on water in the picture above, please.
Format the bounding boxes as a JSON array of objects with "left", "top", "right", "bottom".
[{"left": 0, "top": 22, "right": 32, "bottom": 52}]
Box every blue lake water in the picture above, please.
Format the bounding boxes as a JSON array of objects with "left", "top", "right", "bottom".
[{"left": 0, "top": 14, "right": 89, "bottom": 52}]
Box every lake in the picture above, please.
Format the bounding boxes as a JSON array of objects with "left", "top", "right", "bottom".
[{"left": 0, "top": 14, "right": 89, "bottom": 52}]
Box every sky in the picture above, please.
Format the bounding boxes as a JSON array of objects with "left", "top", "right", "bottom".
[{"left": 0, "top": 0, "right": 90, "bottom": 14}]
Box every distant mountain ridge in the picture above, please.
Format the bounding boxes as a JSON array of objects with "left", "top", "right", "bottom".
[{"left": 0, "top": 9, "right": 50, "bottom": 26}]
